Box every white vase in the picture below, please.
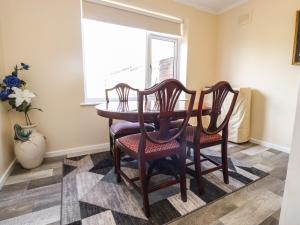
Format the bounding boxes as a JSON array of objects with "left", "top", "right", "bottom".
[{"left": 14, "top": 124, "right": 46, "bottom": 169}]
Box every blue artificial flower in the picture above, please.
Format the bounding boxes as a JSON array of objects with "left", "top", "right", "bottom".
[
  {"left": 21, "top": 63, "right": 30, "bottom": 70},
  {"left": 3, "top": 75, "right": 22, "bottom": 88},
  {"left": 0, "top": 89, "right": 12, "bottom": 101}
]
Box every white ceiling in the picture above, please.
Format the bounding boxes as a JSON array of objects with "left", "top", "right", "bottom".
[{"left": 174, "top": 0, "right": 248, "bottom": 14}]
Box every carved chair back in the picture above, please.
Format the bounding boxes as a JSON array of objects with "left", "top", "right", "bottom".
[
  {"left": 105, "top": 83, "right": 138, "bottom": 103},
  {"left": 105, "top": 83, "right": 139, "bottom": 127},
  {"left": 144, "top": 83, "right": 160, "bottom": 110},
  {"left": 138, "top": 79, "right": 196, "bottom": 154},
  {"left": 197, "top": 81, "right": 239, "bottom": 136}
]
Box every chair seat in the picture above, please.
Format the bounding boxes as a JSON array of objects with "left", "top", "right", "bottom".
[
  {"left": 110, "top": 122, "right": 154, "bottom": 138},
  {"left": 186, "top": 126, "right": 222, "bottom": 144},
  {"left": 116, "top": 132, "right": 180, "bottom": 157},
  {"left": 170, "top": 120, "right": 183, "bottom": 129},
  {"left": 169, "top": 119, "right": 191, "bottom": 129}
]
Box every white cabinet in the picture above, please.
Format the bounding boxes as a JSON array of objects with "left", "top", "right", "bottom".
[{"left": 226, "top": 87, "right": 252, "bottom": 143}]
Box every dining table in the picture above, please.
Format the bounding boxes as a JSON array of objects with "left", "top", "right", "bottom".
[{"left": 96, "top": 99, "right": 211, "bottom": 125}]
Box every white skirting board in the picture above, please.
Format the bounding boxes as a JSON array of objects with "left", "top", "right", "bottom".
[
  {"left": 250, "top": 138, "right": 290, "bottom": 153},
  {"left": 45, "top": 143, "right": 110, "bottom": 158},
  {"left": 0, "top": 158, "right": 16, "bottom": 190}
]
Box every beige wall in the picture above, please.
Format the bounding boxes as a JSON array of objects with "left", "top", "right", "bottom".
[
  {"left": 0, "top": 19, "right": 14, "bottom": 179},
  {"left": 0, "top": 0, "right": 217, "bottom": 152},
  {"left": 0, "top": 99, "right": 13, "bottom": 180},
  {"left": 216, "top": 0, "right": 300, "bottom": 150}
]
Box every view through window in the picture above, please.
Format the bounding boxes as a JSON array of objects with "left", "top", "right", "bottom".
[{"left": 82, "top": 19, "right": 179, "bottom": 102}]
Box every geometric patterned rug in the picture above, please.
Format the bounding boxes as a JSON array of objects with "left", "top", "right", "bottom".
[{"left": 61, "top": 148, "right": 269, "bottom": 225}]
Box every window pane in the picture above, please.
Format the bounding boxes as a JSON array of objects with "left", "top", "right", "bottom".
[
  {"left": 150, "top": 38, "right": 176, "bottom": 86},
  {"left": 82, "top": 19, "right": 146, "bottom": 100}
]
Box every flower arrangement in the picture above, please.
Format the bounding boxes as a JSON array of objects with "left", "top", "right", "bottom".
[{"left": 0, "top": 63, "right": 42, "bottom": 125}]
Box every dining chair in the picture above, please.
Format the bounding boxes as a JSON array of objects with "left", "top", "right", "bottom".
[
  {"left": 186, "top": 81, "right": 239, "bottom": 194},
  {"left": 106, "top": 83, "right": 155, "bottom": 155},
  {"left": 148, "top": 83, "right": 189, "bottom": 131},
  {"left": 114, "top": 79, "right": 196, "bottom": 217}
]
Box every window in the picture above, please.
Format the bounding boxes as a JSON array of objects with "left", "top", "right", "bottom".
[
  {"left": 148, "top": 34, "right": 178, "bottom": 87},
  {"left": 82, "top": 19, "right": 180, "bottom": 103}
]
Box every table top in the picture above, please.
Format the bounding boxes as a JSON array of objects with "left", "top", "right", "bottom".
[{"left": 96, "top": 100, "right": 210, "bottom": 122}]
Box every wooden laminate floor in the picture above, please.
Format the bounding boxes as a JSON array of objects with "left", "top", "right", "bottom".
[{"left": 0, "top": 142, "right": 288, "bottom": 225}]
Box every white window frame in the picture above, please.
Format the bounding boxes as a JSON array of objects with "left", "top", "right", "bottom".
[
  {"left": 146, "top": 33, "right": 180, "bottom": 88},
  {"left": 81, "top": 25, "right": 181, "bottom": 105}
]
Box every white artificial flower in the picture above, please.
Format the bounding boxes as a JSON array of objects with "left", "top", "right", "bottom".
[{"left": 8, "top": 87, "right": 36, "bottom": 107}]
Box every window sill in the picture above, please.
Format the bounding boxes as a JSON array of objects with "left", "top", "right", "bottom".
[{"left": 80, "top": 101, "right": 104, "bottom": 106}]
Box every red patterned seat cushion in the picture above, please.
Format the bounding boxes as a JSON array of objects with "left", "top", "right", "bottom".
[
  {"left": 116, "top": 132, "right": 180, "bottom": 156},
  {"left": 110, "top": 122, "right": 154, "bottom": 138},
  {"left": 186, "top": 126, "right": 222, "bottom": 144}
]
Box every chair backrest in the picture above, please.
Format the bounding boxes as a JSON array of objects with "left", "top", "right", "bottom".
[
  {"left": 144, "top": 83, "right": 160, "bottom": 110},
  {"left": 138, "top": 79, "right": 196, "bottom": 147},
  {"left": 105, "top": 83, "right": 138, "bottom": 103},
  {"left": 117, "top": 101, "right": 129, "bottom": 112},
  {"left": 197, "top": 81, "right": 239, "bottom": 135}
]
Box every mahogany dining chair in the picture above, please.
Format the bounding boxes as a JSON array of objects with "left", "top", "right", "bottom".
[
  {"left": 148, "top": 83, "right": 190, "bottom": 131},
  {"left": 114, "top": 79, "right": 196, "bottom": 217},
  {"left": 105, "top": 83, "right": 155, "bottom": 155},
  {"left": 185, "top": 81, "right": 239, "bottom": 194}
]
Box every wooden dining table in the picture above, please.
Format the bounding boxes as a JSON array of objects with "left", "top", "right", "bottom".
[{"left": 96, "top": 99, "right": 211, "bottom": 124}]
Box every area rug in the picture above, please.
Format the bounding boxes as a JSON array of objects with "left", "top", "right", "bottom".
[{"left": 61, "top": 148, "right": 268, "bottom": 225}]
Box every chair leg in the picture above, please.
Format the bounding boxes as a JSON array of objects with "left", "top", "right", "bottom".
[
  {"left": 115, "top": 146, "right": 121, "bottom": 183},
  {"left": 109, "top": 135, "right": 114, "bottom": 156},
  {"left": 147, "top": 162, "right": 155, "bottom": 183},
  {"left": 187, "top": 146, "right": 191, "bottom": 158},
  {"left": 139, "top": 159, "right": 150, "bottom": 218},
  {"left": 221, "top": 141, "right": 229, "bottom": 184},
  {"left": 194, "top": 148, "right": 204, "bottom": 195},
  {"left": 179, "top": 149, "right": 187, "bottom": 202}
]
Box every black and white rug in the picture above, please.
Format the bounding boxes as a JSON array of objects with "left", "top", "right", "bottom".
[{"left": 61, "top": 148, "right": 268, "bottom": 225}]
